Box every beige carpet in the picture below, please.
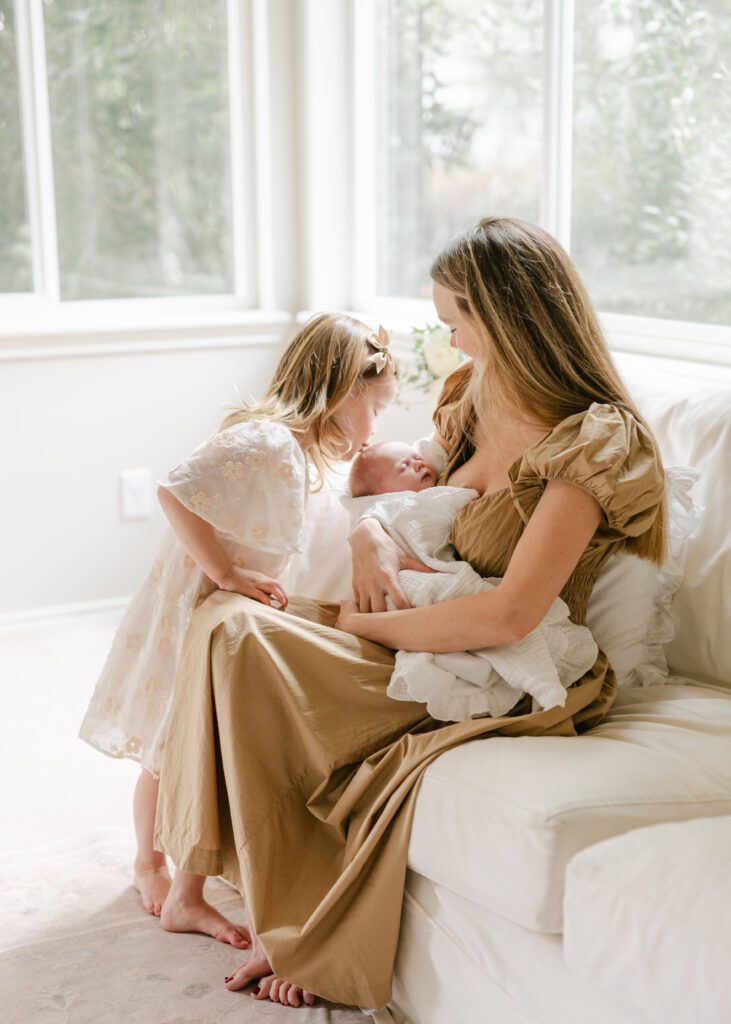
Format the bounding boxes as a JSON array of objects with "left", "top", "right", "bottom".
[
  {"left": 0, "top": 826, "right": 371, "bottom": 1023},
  {"left": 0, "top": 611, "right": 386, "bottom": 1021}
]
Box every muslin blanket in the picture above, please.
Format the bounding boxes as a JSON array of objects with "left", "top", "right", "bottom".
[{"left": 345, "top": 485, "right": 599, "bottom": 722}]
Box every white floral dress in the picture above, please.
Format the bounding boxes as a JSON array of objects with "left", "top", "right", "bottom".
[{"left": 78, "top": 418, "right": 309, "bottom": 778}]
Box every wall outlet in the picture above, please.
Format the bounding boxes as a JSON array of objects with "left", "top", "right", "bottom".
[{"left": 120, "top": 468, "right": 154, "bottom": 520}]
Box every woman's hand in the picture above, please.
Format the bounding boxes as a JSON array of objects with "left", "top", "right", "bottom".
[
  {"left": 348, "top": 518, "right": 436, "bottom": 613},
  {"left": 216, "top": 566, "right": 289, "bottom": 608}
]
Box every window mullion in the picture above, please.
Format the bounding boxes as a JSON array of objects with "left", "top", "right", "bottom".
[
  {"left": 351, "top": 0, "right": 377, "bottom": 310},
  {"left": 227, "top": 0, "right": 257, "bottom": 307},
  {"left": 541, "top": 0, "right": 574, "bottom": 251},
  {"left": 15, "top": 0, "right": 59, "bottom": 302}
]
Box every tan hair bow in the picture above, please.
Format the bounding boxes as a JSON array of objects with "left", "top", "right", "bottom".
[{"left": 366, "top": 324, "right": 393, "bottom": 374}]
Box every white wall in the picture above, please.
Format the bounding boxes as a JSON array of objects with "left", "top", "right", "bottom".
[
  {"left": 0, "top": 328, "right": 289, "bottom": 618},
  {"left": 0, "top": 324, "right": 436, "bottom": 621}
]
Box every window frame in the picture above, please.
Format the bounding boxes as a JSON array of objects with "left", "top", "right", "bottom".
[{"left": 3, "top": 0, "right": 264, "bottom": 332}]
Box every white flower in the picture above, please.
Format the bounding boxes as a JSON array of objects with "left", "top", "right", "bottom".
[
  {"left": 222, "top": 460, "right": 246, "bottom": 481},
  {"left": 189, "top": 490, "right": 213, "bottom": 514},
  {"left": 424, "top": 330, "right": 461, "bottom": 379}
]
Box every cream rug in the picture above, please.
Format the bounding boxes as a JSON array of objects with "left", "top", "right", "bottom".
[{"left": 0, "top": 827, "right": 371, "bottom": 1023}]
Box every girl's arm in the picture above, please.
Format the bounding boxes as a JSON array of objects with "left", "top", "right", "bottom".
[
  {"left": 157, "top": 485, "right": 232, "bottom": 585},
  {"left": 157, "top": 485, "right": 288, "bottom": 606},
  {"left": 338, "top": 478, "right": 602, "bottom": 650}
]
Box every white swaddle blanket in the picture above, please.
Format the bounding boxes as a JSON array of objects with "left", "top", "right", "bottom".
[{"left": 346, "top": 485, "right": 598, "bottom": 722}]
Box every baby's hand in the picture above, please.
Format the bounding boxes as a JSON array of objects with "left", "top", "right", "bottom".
[{"left": 217, "top": 566, "right": 289, "bottom": 609}]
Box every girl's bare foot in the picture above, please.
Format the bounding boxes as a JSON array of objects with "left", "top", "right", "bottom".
[
  {"left": 133, "top": 859, "right": 172, "bottom": 917},
  {"left": 160, "top": 888, "right": 250, "bottom": 948},
  {"left": 223, "top": 924, "right": 317, "bottom": 1006}
]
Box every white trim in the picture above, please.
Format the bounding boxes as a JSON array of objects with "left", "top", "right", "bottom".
[
  {"left": 0, "top": 596, "right": 128, "bottom": 633},
  {"left": 0, "top": 310, "right": 291, "bottom": 360},
  {"left": 227, "top": 0, "right": 257, "bottom": 306},
  {"left": 251, "top": 0, "right": 275, "bottom": 308},
  {"left": 351, "top": 0, "right": 378, "bottom": 309},
  {"left": 602, "top": 313, "right": 731, "bottom": 367},
  {"left": 541, "top": 0, "right": 574, "bottom": 247},
  {"left": 0, "top": 293, "right": 262, "bottom": 334},
  {"left": 0, "top": 331, "right": 286, "bottom": 364},
  {"left": 14, "top": 0, "right": 60, "bottom": 300},
  {"left": 299, "top": 0, "right": 353, "bottom": 310}
]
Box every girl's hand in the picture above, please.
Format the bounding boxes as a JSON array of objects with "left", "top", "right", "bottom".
[
  {"left": 348, "top": 518, "right": 436, "bottom": 613},
  {"left": 217, "top": 566, "right": 289, "bottom": 609},
  {"left": 335, "top": 598, "right": 361, "bottom": 635}
]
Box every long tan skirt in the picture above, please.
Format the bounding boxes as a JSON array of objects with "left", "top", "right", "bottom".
[{"left": 153, "top": 590, "right": 617, "bottom": 1010}]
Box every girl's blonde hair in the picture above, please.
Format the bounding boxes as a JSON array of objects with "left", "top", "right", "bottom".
[
  {"left": 430, "top": 216, "right": 667, "bottom": 566},
  {"left": 219, "top": 312, "right": 398, "bottom": 489}
]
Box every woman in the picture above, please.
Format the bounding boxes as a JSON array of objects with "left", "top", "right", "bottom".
[{"left": 153, "top": 217, "right": 667, "bottom": 1011}]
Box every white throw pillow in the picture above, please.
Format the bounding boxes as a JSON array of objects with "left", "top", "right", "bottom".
[
  {"left": 586, "top": 465, "right": 702, "bottom": 687},
  {"left": 285, "top": 465, "right": 702, "bottom": 689}
]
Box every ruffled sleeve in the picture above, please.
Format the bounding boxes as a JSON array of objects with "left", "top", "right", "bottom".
[
  {"left": 507, "top": 402, "right": 665, "bottom": 541},
  {"left": 157, "top": 418, "right": 307, "bottom": 555},
  {"left": 432, "top": 361, "right": 474, "bottom": 450}
]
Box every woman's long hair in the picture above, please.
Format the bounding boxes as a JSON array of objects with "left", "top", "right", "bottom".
[
  {"left": 430, "top": 216, "right": 666, "bottom": 565},
  {"left": 219, "top": 312, "right": 398, "bottom": 489}
]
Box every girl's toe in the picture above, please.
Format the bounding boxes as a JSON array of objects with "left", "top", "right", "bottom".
[
  {"left": 278, "top": 981, "right": 291, "bottom": 1005},
  {"left": 304, "top": 990, "right": 316, "bottom": 1005},
  {"left": 288, "top": 986, "right": 302, "bottom": 1007},
  {"left": 252, "top": 974, "right": 275, "bottom": 1000}
]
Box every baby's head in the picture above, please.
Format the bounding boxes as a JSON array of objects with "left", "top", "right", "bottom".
[{"left": 348, "top": 441, "right": 437, "bottom": 497}]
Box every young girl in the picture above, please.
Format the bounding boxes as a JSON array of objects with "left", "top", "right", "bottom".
[{"left": 78, "top": 312, "right": 398, "bottom": 946}]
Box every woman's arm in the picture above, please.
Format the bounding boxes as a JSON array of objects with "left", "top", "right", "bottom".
[
  {"left": 338, "top": 478, "right": 602, "bottom": 650},
  {"left": 157, "top": 485, "right": 288, "bottom": 606}
]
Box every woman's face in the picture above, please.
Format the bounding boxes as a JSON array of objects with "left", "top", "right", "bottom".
[
  {"left": 432, "top": 281, "right": 483, "bottom": 361},
  {"left": 332, "top": 372, "right": 398, "bottom": 460}
]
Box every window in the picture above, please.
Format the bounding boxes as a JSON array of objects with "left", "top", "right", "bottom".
[
  {"left": 572, "top": 0, "right": 731, "bottom": 327},
  {"left": 374, "top": 0, "right": 543, "bottom": 300},
  {"left": 3, "top": 0, "right": 239, "bottom": 305},
  {"left": 370, "top": 0, "right": 731, "bottom": 331}
]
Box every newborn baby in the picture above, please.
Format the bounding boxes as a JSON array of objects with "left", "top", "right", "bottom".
[
  {"left": 348, "top": 439, "right": 443, "bottom": 497},
  {"left": 342, "top": 435, "right": 598, "bottom": 722}
]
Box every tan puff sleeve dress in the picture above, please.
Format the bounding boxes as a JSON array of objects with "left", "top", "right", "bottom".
[{"left": 153, "top": 365, "right": 666, "bottom": 1011}]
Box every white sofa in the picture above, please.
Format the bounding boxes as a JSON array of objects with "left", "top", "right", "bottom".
[{"left": 287, "top": 352, "right": 731, "bottom": 1024}]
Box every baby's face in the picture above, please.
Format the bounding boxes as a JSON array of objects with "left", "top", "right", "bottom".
[{"left": 360, "top": 441, "right": 437, "bottom": 494}]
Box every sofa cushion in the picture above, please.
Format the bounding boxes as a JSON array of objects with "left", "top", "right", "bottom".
[
  {"left": 563, "top": 815, "right": 731, "bottom": 1024},
  {"left": 406, "top": 682, "right": 731, "bottom": 933}
]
